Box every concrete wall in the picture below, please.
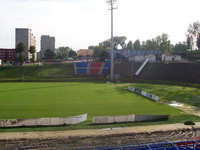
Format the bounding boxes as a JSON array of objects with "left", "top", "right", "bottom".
[
  {"left": 0, "top": 114, "right": 87, "bottom": 128},
  {"left": 93, "top": 114, "right": 169, "bottom": 124}
]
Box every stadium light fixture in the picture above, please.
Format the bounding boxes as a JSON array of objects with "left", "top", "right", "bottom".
[{"left": 106, "top": 0, "right": 117, "bottom": 80}]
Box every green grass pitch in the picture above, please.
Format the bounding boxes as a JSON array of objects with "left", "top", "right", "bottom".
[
  {"left": 0, "top": 82, "right": 195, "bottom": 121},
  {"left": 0, "top": 81, "right": 200, "bottom": 132}
]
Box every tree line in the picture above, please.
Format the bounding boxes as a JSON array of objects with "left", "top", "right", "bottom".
[
  {"left": 15, "top": 21, "right": 200, "bottom": 63},
  {"left": 15, "top": 44, "right": 77, "bottom": 63},
  {"left": 88, "top": 34, "right": 171, "bottom": 61},
  {"left": 88, "top": 21, "right": 200, "bottom": 61},
  {"left": 43, "top": 47, "right": 77, "bottom": 60}
]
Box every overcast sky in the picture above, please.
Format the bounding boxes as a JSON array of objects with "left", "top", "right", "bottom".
[{"left": 0, "top": 0, "right": 199, "bottom": 51}]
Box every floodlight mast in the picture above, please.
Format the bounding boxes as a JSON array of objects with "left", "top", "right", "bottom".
[{"left": 107, "top": 0, "right": 117, "bottom": 80}]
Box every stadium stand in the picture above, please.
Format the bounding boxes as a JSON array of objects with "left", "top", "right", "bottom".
[
  {"left": 102, "top": 63, "right": 111, "bottom": 74},
  {"left": 78, "top": 140, "right": 200, "bottom": 150},
  {"left": 114, "top": 62, "right": 200, "bottom": 83},
  {"left": 139, "top": 63, "right": 200, "bottom": 83},
  {"left": 114, "top": 62, "right": 142, "bottom": 78},
  {"left": 74, "top": 62, "right": 88, "bottom": 74},
  {"left": 74, "top": 61, "right": 200, "bottom": 83},
  {"left": 74, "top": 62, "right": 110, "bottom": 75},
  {"left": 90, "top": 62, "right": 105, "bottom": 74}
]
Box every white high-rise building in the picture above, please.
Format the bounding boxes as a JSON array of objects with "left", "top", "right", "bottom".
[
  {"left": 40, "top": 35, "right": 55, "bottom": 59},
  {"left": 15, "top": 28, "right": 36, "bottom": 60}
]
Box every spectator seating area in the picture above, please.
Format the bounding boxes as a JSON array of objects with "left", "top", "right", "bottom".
[
  {"left": 78, "top": 140, "right": 200, "bottom": 150},
  {"left": 139, "top": 63, "right": 200, "bottom": 84},
  {"left": 74, "top": 62, "right": 110, "bottom": 75},
  {"left": 114, "top": 62, "right": 200, "bottom": 83},
  {"left": 74, "top": 62, "right": 200, "bottom": 83},
  {"left": 114, "top": 62, "right": 142, "bottom": 78}
]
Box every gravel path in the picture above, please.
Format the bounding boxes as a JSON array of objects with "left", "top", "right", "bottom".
[
  {"left": 0, "top": 122, "right": 200, "bottom": 150},
  {"left": 0, "top": 123, "right": 198, "bottom": 140}
]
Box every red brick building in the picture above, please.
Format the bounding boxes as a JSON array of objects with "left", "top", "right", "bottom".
[{"left": 0, "top": 49, "right": 16, "bottom": 62}]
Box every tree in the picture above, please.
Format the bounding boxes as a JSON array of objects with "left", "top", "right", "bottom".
[
  {"left": 151, "top": 33, "right": 171, "bottom": 54},
  {"left": 99, "top": 40, "right": 111, "bottom": 49},
  {"left": 55, "top": 52, "right": 63, "bottom": 59},
  {"left": 197, "top": 33, "right": 200, "bottom": 50},
  {"left": 91, "top": 46, "right": 101, "bottom": 58},
  {"left": 186, "top": 36, "right": 192, "bottom": 50},
  {"left": 16, "top": 42, "right": 26, "bottom": 63},
  {"left": 56, "top": 47, "right": 71, "bottom": 59},
  {"left": 89, "top": 45, "right": 109, "bottom": 61},
  {"left": 68, "top": 50, "right": 77, "bottom": 58},
  {"left": 126, "top": 40, "right": 133, "bottom": 49},
  {"left": 145, "top": 39, "right": 157, "bottom": 50},
  {"left": 186, "top": 21, "right": 200, "bottom": 50},
  {"left": 133, "top": 39, "right": 141, "bottom": 50},
  {"left": 137, "top": 33, "right": 171, "bottom": 53},
  {"left": 114, "top": 36, "right": 127, "bottom": 49},
  {"left": 159, "top": 33, "right": 171, "bottom": 54},
  {"left": 99, "top": 36, "right": 127, "bottom": 50},
  {"left": 141, "top": 41, "right": 147, "bottom": 50},
  {"left": 29, "top": 46, "right": 36, "bottom": 63},
  {"left": 98, "top": 50, "right": 109, "bottom": 61},
  {"left": 88, "top": 45, "right": 96, "bottom": 50},
  {"left": 44, "top": 49, "right": 56, "bottom": 60},
  {"left": 172, "top": 42, "right": 187, "bottom": 53}
]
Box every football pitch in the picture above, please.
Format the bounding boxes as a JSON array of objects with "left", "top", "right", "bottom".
[{"left": 0, "top": 82, "right": 199, "bottom": 129}]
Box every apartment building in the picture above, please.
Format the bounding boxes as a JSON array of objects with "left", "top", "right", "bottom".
[
  {"left": 15, "top": 28, "right": 36, "bottom": 60},
  {"left": 0, "top": 49, "right": 16, "bottom": 62},
  {"left": 40, "top": 35, "right": 55, "bottom": 59}
]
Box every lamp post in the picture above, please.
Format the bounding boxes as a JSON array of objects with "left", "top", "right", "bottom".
[{"left": 106, "top": 0, "right": 117, "bottom": 80}]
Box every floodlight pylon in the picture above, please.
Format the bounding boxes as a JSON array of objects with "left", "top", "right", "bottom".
[{"left": 106, "top": 0, "right": 117, "bottom": 80}]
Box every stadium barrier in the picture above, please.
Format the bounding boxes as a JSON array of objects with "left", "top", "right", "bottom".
[
  {"left": 128, "top": 86, "right": 159, "bottom": 101},
  {"left": 0, "top": 114, "right": 87, "bottom": 128},
  {"left": 92, "top": 114, "right": 169, "bottom": 124}
]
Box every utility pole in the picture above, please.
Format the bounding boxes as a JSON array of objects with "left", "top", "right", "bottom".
[{"left": 106, "top": 0, "right": 117, "bottom": 80}]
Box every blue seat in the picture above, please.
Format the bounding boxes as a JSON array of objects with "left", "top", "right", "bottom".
[
  {"left": 77, "top": 69, "right": 87, "bottom": 74},
  {"left": 76, "top": 62, "right": 88, "bottom": 68}
]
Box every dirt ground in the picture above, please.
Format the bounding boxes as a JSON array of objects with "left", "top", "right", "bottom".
[{"left": 0, "top": 122, "right": 200, "bottom": 150}]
